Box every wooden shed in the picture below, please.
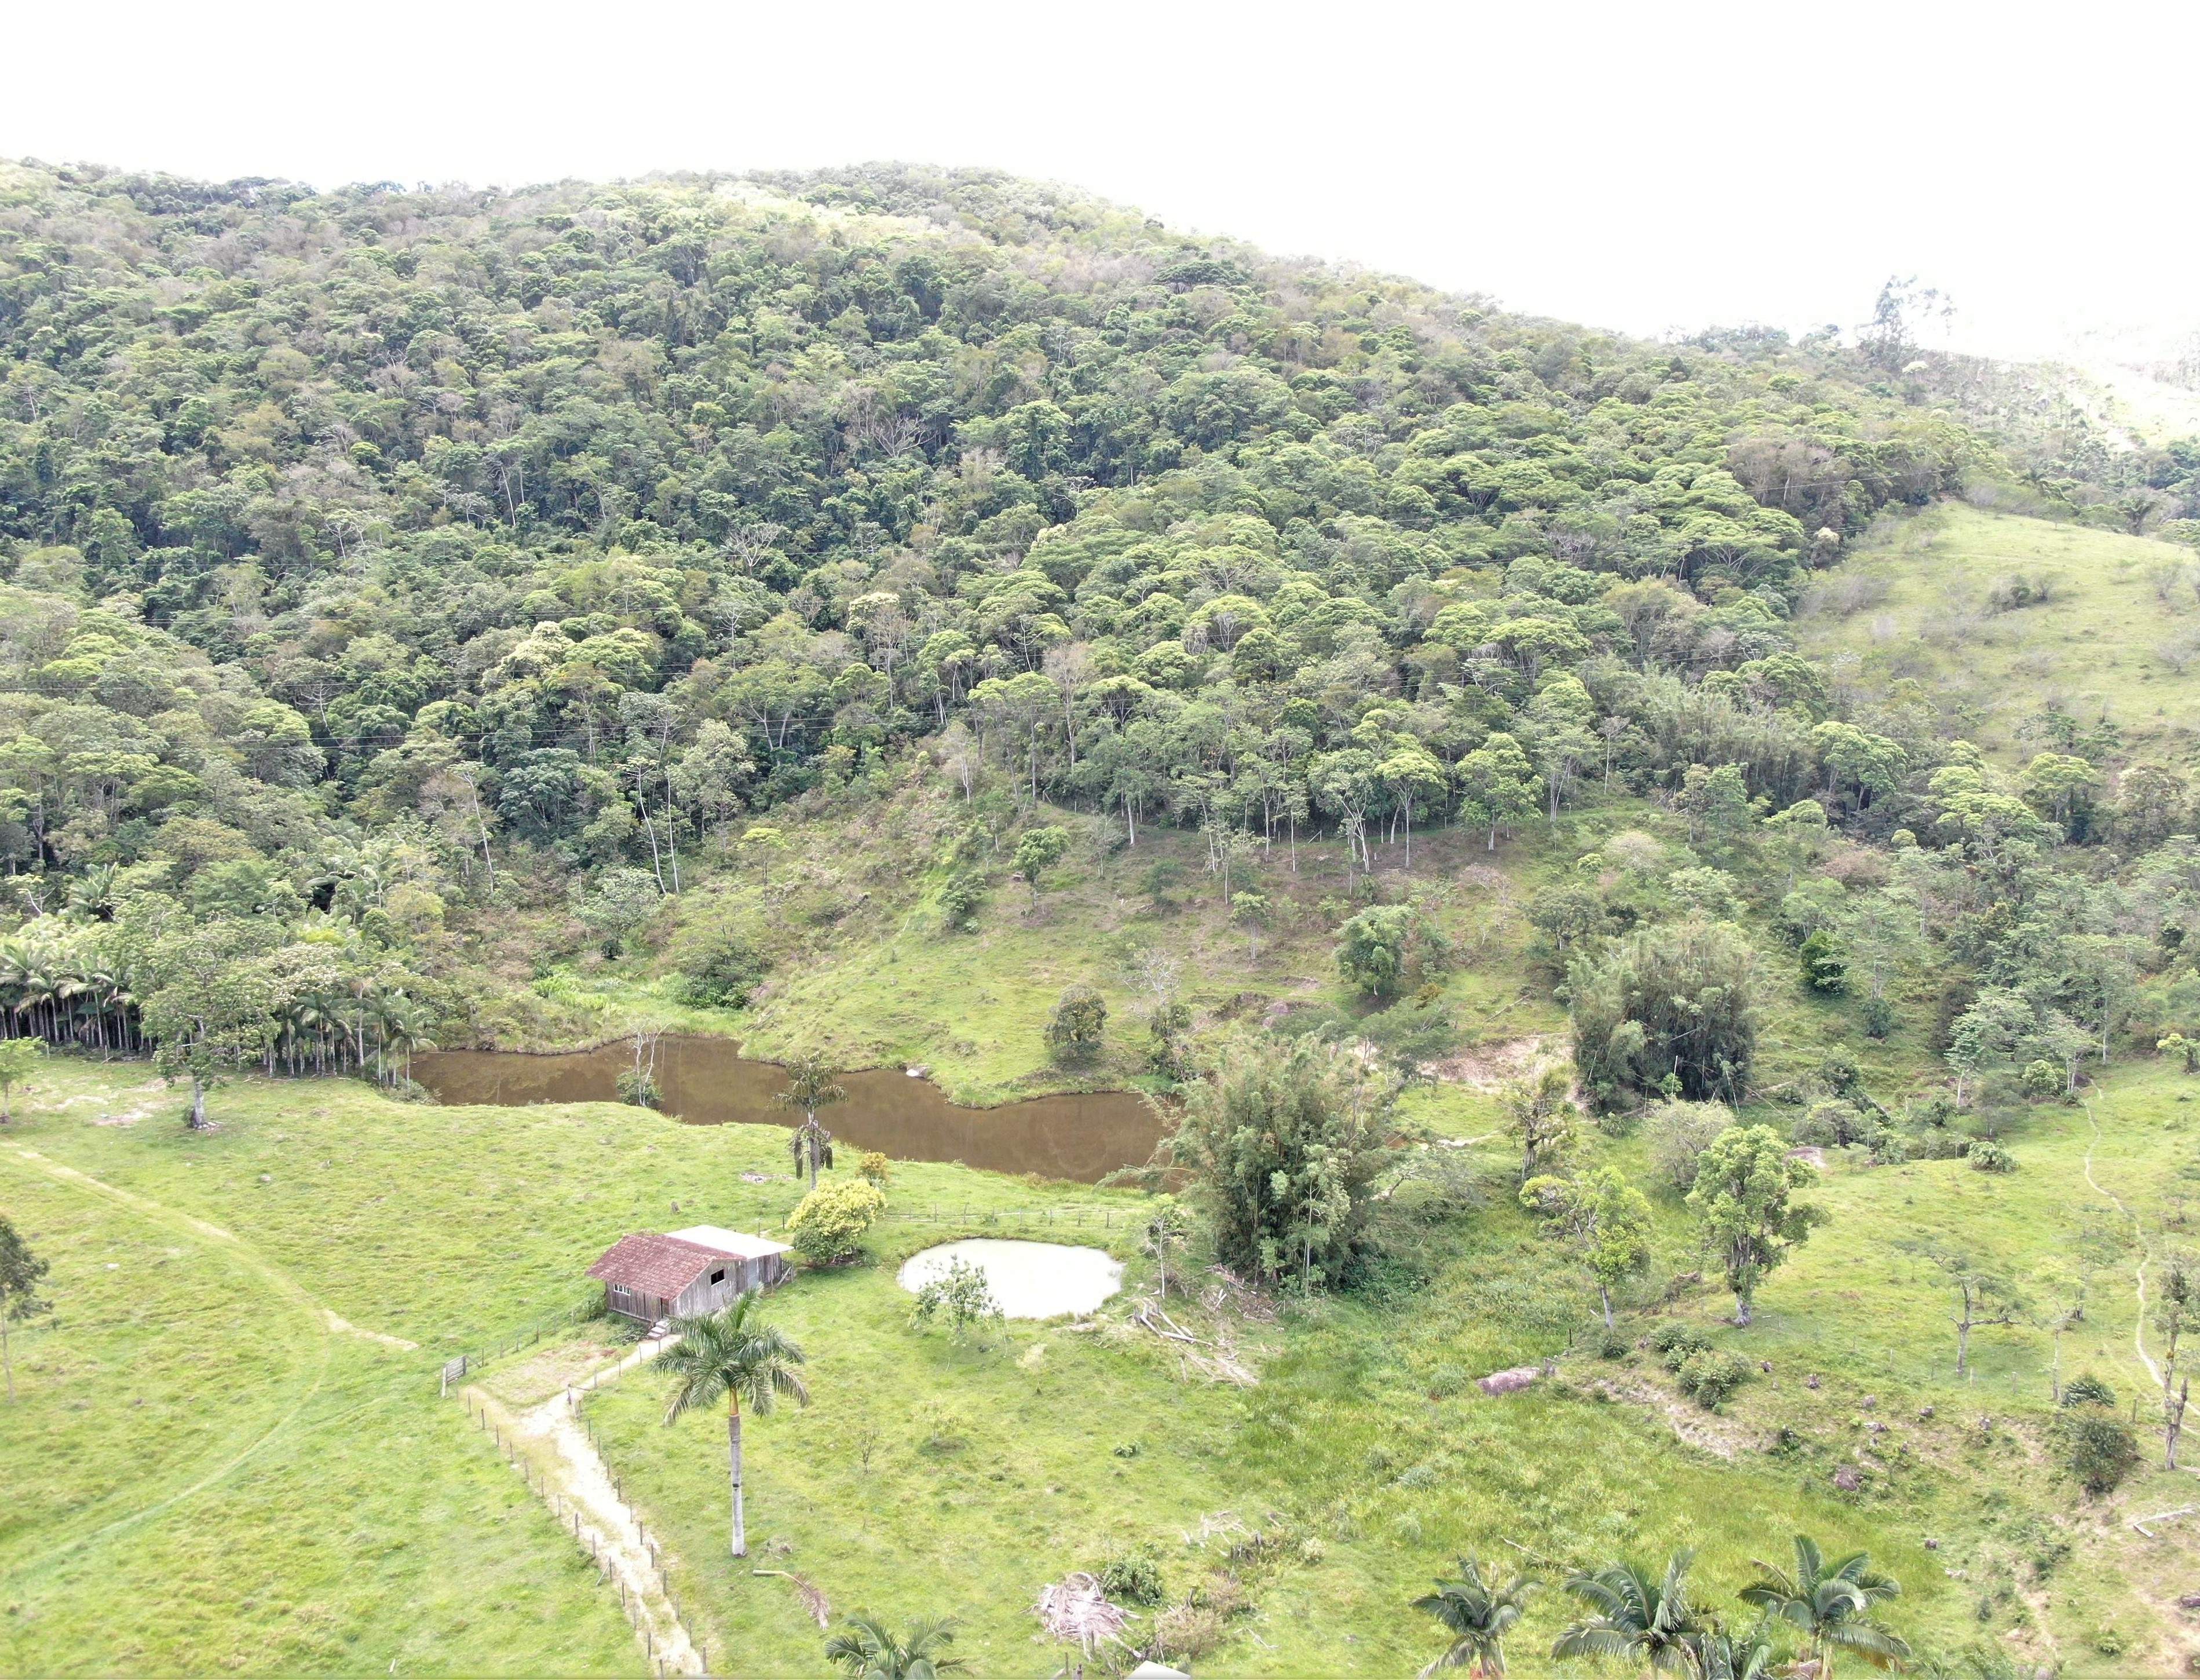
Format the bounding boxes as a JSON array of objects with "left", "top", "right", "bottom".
[{"left": 587, "top": 1228, "right": 791, "bottom": 1327}]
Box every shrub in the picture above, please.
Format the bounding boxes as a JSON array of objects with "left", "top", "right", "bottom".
[
  {"left": 1335, "top": 904, "right": 1446, "bottom": 999},
  {"left": 1098, "top": 1546, "right": 1166, "bottom": 1606},
  {"left": 1647, "top": 1100, "right": 1736, "bottom": 1191},
  {"left": 1906, "top": 1127, "right": 1969, "bottom": 1160},
  {"left": 1045, "top": 984, "right": 1108, "bottom": 1064},
  {"left": 854, "top": 1149, "right": 891, "bottom": 1187},
  {"left": 2056, "top": 1404, "right": 2140, "bottom": 1495},
  {"left": 1651, "top": 1321, "right": 1712, "bottom": 1367},
  {"left": 785, "top": 1178, "right": 887, "bottom": 1264},
  {"left": 1150, "top": 1602, "right": 1227, "bottom": 1665},
  {"left": 1968, "top": 1137, "right": 2016, "bottom": 1173},
  {"left": 912, "top": 1398, "right": 971, "bottom": 1452},
  {"left": 1793, "top": 1100, "right": 1866, "bottom": 1149},
  {"left": 675, "top": 935, "right": 764, "bottom": 1007},
  {"left": 1569, "top": 920, "right": 1760, "bottom": 1106},
  {"left": 935, "top": 871, "right": 986, "bottom": 931},
  {"left": 1675, "top": 1347, "right": 1752, "bottom": 1409},
  {"left": 1862, "top": 995, "right": 1897, "bottom": 1039},
  {"left": 1145, "top": 999, "right": 1193, "bottom": 1078},
  {"left": 614, "top": 1067, "right": 661, "bottom": 1108},
  {"left": 2020, "top": 1059, "right": 2062, "bottom": 1098},
  {"left": 909, "top": 1256, "right": 1002, "bottom": 1342},
  {"left": 1798, "top": 929, "right": 1848, "bottom": 994},
  {"left": 2060, "top": 1371, "right": 2117, "bottom": 1408}
]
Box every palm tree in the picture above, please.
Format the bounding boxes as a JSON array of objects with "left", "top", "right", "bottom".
[
  {"left": 1738, "top": 1536, "right": 1909, "bottom": 1677},
  {"left": 374, "top": 995, "right": 434, "bottom": 1087},
  {"left": 1413, "top": 1557, "right": 1536, "bottom": 1677},
  {"left": 1551, "top": 1551, "right": 1705, "bottom": 1673},
  {"left": 823, "top": 1615, "right": 967, "bottom": 1679},
  {"left": 658, "top": 1289, "right": 809, "bottom": 1558},
  {"left": 1689, "top": 1615, "right": 1782, "bottom": 1680},
  {"left": 777, "top": 1051, "right": 847, "bottom": 1192}
]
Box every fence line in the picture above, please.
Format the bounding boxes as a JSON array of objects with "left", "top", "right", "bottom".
[
  {"left": 439, "top": 1294, "right": 602, "bottom": 1393},
  {"left": 456, "top": 1385, "right": 713, "bottom": 1674},
  {"left": 879, "top": 1203, "right": 1143, "bottom": 1229}
]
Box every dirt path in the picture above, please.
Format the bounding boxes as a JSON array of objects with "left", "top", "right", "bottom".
[
  {"left": 2081, "top": 1100, "right": 2164, "bottom": 1387},
  {"left": 462, "top": 1339, "right": 703, "bottom": 1676}
]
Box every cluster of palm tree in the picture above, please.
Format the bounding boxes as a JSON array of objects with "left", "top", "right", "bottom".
[
  {"left": 1417, "top": 1539, "right": 1907, "bottom": 1679},
  {"left": 0, "top": 910, "right": 434, "bottom": 1087},
  {"left": 0, "top": 922, "right": 141, "bottom": 1055}
]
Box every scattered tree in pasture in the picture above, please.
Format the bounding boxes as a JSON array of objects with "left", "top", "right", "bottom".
[
  {"left": 1154, "top": 1033, "right": 1388, "bottom": 1290},
  {"left": 1906, "top": 1244, "right": 2022, "bottom": 1379},
  {"left": 1044, "top": 984, "right": 1108, "bottom": 1065},
  {"left": 2157, "top": 1250, "right": 2199, "bottom": 1469},
  {"left": 909, "top": 1258, "right": 1002, "bottom": 1344},
  {"left": 659, "top": 1290, "right": 809, "bottom": 1560},
  {"left": 1011, "top": 825, "right": 1070, "bottom": 912},
  {"left": 1686, "top": 1126, "right": 1823, "bottom": 1327},
  {"left": 1145, "top": 1195, "right": 1190, "bottom": 1299},
  {"left": 1519, "top": 1167, "right": 1654, "bottom": 1327},
  {"left": 777, "top": 1052, "right": 847, "bottom": 1191},
  {"left": 1550, "top": 1551, "right": 1706, "bottom": 1674},
  {"left": 1500, "top": 1067, "right": 1578, "bottom": 1182},
  {"left": 0, "top": 1038, "right": 43, "bottom": 1122},
  {"left": 142, "top": 925, "right": 280, "bottom": 1130},
  {"left": 0, "top": 1214, "right": 52, "bottom": 1403}
]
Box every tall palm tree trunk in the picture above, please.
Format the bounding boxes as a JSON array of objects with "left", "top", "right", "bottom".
[{"left": 729, "top": 1392, "right": 746, "bottom": 1557}]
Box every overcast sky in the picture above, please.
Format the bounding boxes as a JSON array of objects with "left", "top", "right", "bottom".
[{"left": 7, "top": 1, "right": 2194, "bottom": 361}]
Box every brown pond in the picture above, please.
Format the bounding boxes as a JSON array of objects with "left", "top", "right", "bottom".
[{"left": 413, "top": 1036, "right": 1164, "bottom": 1184}]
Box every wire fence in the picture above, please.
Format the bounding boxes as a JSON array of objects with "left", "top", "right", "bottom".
[
  {"left": 879, "top": 1202, "right": 1146, "bottom": 1232},
  {"left": 438, "top": 1294, "right": 602, "bottom": 1393},
  {"left": 459, "top": 1386, "right": 715, "bottom": 1676}
]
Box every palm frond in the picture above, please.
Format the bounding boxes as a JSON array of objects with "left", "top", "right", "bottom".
[
  {"left": 1552, "top": 1627, "right": 1646, "bottom": 1661},
  {"left": 1822, "top": 1620, "right": 1913, "bottom": 1666}
]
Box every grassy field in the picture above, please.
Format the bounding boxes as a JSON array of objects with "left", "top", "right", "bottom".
[
  {"left": 10, "top": 1041, "right": 2200, "bottom": 1674},
  {"left": 1796, "top": 502, "right": 2200, "bottom": 764}
]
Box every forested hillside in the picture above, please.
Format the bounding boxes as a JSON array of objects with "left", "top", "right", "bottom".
[
  {"left": 3, "top": 156, "right": 2179, "bottom": 1065},
  {"left": 20, "top": 156, "right": 2200, "bottom": 1672}
]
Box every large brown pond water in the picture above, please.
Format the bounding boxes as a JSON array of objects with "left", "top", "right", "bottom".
[{"left": 414, "top": 1036, "right": 1164, "bottom": 1184}]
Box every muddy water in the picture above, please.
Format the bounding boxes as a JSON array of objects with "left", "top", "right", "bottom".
[{"left": 413, "top": 1036, "right": 1163, "bottom": 1184}]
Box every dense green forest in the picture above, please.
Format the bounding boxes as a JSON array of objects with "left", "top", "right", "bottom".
[
  {"left": 4, "top": 156, "right": 2195, "bottom": 1093},
  {"left": 15, "top": 156, "right": 2200, "bottom": 1674}
]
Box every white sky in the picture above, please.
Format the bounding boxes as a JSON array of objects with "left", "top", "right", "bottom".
[{"left": 6, "top": 0, "right": 2195, "bottom": 361}]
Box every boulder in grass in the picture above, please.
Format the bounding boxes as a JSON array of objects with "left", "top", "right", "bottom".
[
  {"left": 1478, "top": 1365, "right": 1543, "bottom": 1396},
  {"left": 1833, "top": 1465, "right": 1863, "bottom": 1492}
]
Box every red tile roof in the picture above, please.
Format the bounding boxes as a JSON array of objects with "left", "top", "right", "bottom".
[{"left": 586, "top": 1233, "right": 727, "bottom": 1297}]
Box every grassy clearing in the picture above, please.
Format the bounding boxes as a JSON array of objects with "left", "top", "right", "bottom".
[
  {"left": 0, "top": 1090, "right": 638, "bottom": 1674},
  {"left": 1797, "top": 502, "right": 2200, "bottom": 763},
  {"left": 565, "top": 786, "right": 1570, "bottom": 1105},
  {"left": 13, "top": 1027, "right": 2200, "bottom": 1671}
]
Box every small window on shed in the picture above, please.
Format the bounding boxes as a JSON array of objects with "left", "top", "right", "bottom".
[{"left": 710, "top": 1268, "right": 725, "bottom": 1284}]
